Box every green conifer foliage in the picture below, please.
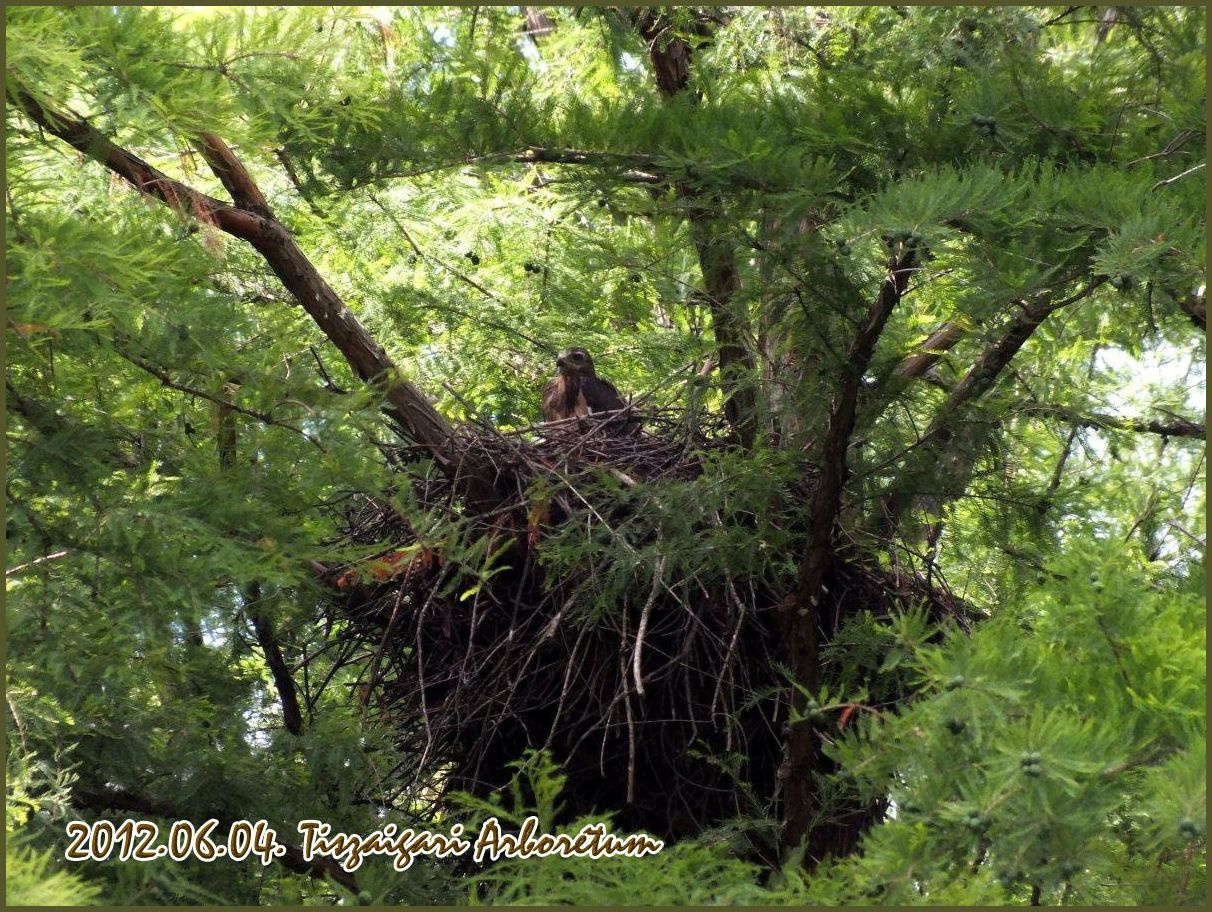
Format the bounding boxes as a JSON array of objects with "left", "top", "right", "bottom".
[{"left": 6, "top": 5, "right": 1203, "bottom": 905}]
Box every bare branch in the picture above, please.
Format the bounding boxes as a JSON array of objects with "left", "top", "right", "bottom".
[
  {"left": 309, "top": 346, "right": 348, "bottom": 394},
  {"left": 631, "top": 554, "right": 666, "bottom": 697},
  {"left": 1152, "top": 161, "right": 1205, "bottom": 191},
  {"left": 1021, "top": 404, "right": 1205, "bottom": 440},
  {"left": 5, "top": 550, "right": 69, "bottom": 577},
  {"left": 920, "top": 279, "right": 1106, "bottom": 445},
  {"left": 876, "top": 278, "right": 1106, "bottom": 532}
]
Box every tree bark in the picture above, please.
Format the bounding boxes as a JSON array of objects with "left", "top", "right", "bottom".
[
  {"left": 629, "top": 11, "right": 758, "bottom": 449},
  {"left": 889, "top": 322, "right": 965, "bottom": 384},
  {"left": 691, "top": 214, "right": 759, "bottom": 449},
  {"left": 1179, "top": 289, "right": 1205, "bottom": 332},
  {"left": 782, "top": 250, "right": 916, "bottom": 861},
  {"left": 633, "top": 9, "right": 695, "bottom": 96},
  {"left": 878, "top": 278, "right": 1105, "bottom": 533}
]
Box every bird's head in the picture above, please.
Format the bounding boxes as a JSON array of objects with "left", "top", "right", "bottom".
[{"left": 556, "top": 347, "right": 596, "bottom": 377}]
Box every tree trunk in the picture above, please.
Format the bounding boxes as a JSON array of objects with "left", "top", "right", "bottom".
[
  {"left": 631, "top": 12, "right": 758, "bottom": 449},
  {"left": 783, "top": 251, "right": 916, "bottom": 861},
  {"left": 691, "top": 214, "right": 759, "bottom": 450}
]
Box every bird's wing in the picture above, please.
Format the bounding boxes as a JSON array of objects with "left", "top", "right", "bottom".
[
  {"left": 583, "top": 376, "right": 626, "bottom": 413},
  {"left": 541, "top": 377, "right": 565, "bottom": 422}
]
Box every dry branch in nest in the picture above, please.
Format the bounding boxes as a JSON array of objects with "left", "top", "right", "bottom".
[{"left": 319, "top": 410, "right": 971, "bottom": 845}]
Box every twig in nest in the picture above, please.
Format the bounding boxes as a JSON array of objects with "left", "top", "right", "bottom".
[
  {"left": 542, "top": 579, "right": 590, "bottom": 642},
  {"left": 362, "top": 586, "right": 407, "bottom": 708},
  {"left": 711, "top": 576, "right": 747, "bottom": 722},
  {"left": 622, "top": 650, "right": 638, "bottom": 806},
  {"left": 632, "top": 554, "right": 667, "bottom": 697},
  {"left": 610, "top": 467, "right": 637, "bottom": 487},
  {"left": 543, "top": 618, "right": 593, "bottom": 748}
]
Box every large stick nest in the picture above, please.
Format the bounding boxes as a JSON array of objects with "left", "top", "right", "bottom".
[{"left": 322, "top": 411, "right": 971, "bottom": 844}]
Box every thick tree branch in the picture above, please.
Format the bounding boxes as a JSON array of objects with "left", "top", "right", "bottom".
[
  {"left": 13, "top": 90, "right": 504, "bottom": 508},
  {"left": 633, "top": 9, "right": 696, "bottom": 97},
  {"left": 782, "top": 249, "right": 917, "bottom": 859},
  {"left": 247, "top": 583, "right": 306, "bottom": 736},
  {"left": 691, "top": 214, "right": 759, "bottom": 449},
  {"left": 1179, "top": 289, "right": 1206, "bottom": 332},
  {"left": 878, "top": 278, "right": 1106, "bottom": 532},
  {"left": 626, "top": 10, "right": 757, "bottom": 449},
  {"left": 14, "top": 90, "right": 259, "bottom": 237},
  {"left": 195, "top": 131, "right": 273, "bottom": 217},
  {"left": 890, "top": 321, "right": 965, "bottom": 383},
  {"left": 920, "top": 280, "right": 1106, "bottom": 448},
  {"left": 864, "top": 270, "right": 1104, "bottom": 429}
]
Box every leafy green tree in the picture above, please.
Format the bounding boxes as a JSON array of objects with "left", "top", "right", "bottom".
[{"left": 6, "top": 5, "right": 1204, "bottom": 905}]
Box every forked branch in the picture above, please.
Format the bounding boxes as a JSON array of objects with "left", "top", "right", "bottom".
[
  {"left": 13, "top": 89, "right": 503, "bottom": 508},
  {"left": 878, "top": 278, "right": 1107, "bottom": 532}
]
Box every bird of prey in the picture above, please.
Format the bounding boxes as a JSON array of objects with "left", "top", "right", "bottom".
[{"left": 541, "top": 347, "right": 629, "bottom": 424}]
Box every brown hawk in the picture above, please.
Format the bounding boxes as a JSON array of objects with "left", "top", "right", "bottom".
[{"left": 541, "top": 347, "right": 629, "bottom": 424}]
